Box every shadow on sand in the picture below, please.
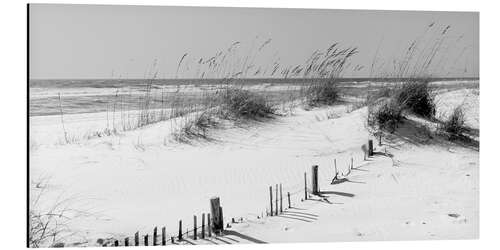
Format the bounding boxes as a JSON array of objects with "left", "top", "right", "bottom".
[
  {"left": 319, "top": 190, "right": 355, "bottom": 198},
  {"left": 222, "top": 230, "right": 267, "bottom": 244},
  {"left": 384, "top": 118, "right": 479, "bottom": 151}
]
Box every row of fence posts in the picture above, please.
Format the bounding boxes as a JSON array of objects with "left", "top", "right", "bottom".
[
  {"left": 111, "top": 197, "right": 224, "bottom": 247},
  {"left": 268, "top": 183, "right": 292, "bottom": 216},
  {"left": 267, "top": 163, "right": 326, "bottom": 217},
  {"left": 302, "top": 139, "right": 374, "bottom": 201},
  {"left": 112, "top": 139, "right": 375, "bottom": 247}
]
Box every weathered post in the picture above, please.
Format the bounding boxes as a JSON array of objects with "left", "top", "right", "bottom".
[
  {"left": 275, "top": 184, "right": 278, "bottom": 216},
  {"left": 210, "top": 197, "right": 223, "bottom": 234},
  {"left": 207, "top": 213, "right": 212, "bottom": 237},
  {"left": 193, "top": 215, "right": 198, "bottom": 240},
  {"left": 378, "top": 133, "right": 382, "bottom": 146},
  {"left": 114, "top": 240, "right": 119, "bottom": 246},
  {"left": 178, "top": 220, "right": 183, "bottom": 241},
  {"left": 153, "top": 226, "right": 158, "bottom": 246},
  {"left": 279, "top": 183, "right": 283, "bottom": 213},
  {"left": 124, "top": 237, "right": 129, "bottom": 246},
  {"left": 304, "top": 172, "right": 307, "bottom": 200},
  {"left": 269, "top": 186, "right": 273, "bottom": 216},
  {"left": 219, "top": 206, "right": 224, "bottom": 232},
  {"left": 134, "top": 232, "right": 139, "bottom": 246},
  {"left": 362, "top": 144, "right": 367, "bottom": 160},
  {"left": 161, "top": 227, "right": 166, "bottom": 245},
  {"left": 287, "top": 192, "right": 291, "bottom": 208},
  {"left": 201, "top": 213, "right": 206, "bottom": 239},
  {"left": 311, "top": 165, "right": 319, "bottom": 195},
  {"left": 368, "top": 139, "right": 374, "bottom": 156},
  {"left": 144, "top": 234, "right": 149, "bottom": 246}
]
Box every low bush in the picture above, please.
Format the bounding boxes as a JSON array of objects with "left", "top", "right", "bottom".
[
  {"left": 395, "top": 81, "right": 436, "bottom": 118},
  {"left": 217, "top": 87, "right": 275, "bottom": 119},
  {"left": 303, "top": 81, "right": 340, "bottom": 107},
  {"left": 173, "top": 111, "right": 219, "bottom": 142},
  {"left": 367, "top": 99, "right": 404, "bottom": 133},
  {"left": 441, "top": 106, "right": 468, "bottom": 138},
  {"left": 171, "top": 87, "right": 275, "bottom": 143}
]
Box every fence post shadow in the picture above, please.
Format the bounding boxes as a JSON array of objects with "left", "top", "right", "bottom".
[{"left": 222, "top": 230, "right": 267, "bottom": 244}]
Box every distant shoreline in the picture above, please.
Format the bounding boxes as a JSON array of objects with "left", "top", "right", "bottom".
[{"left": 29, "top": 77, "right": 480, "bottom": 88}]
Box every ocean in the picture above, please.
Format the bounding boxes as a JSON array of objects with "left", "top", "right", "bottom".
[{"left": 28, "top": 78, "right": 478, "bottom": 117}]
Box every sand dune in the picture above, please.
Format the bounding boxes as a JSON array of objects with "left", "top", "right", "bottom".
[{"left": 29, "top": 87, "right": 478, "bottom": 246}]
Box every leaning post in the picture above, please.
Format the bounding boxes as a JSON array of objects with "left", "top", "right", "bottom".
[
  {"left": 269, "top": 186, "right": 273, "bottom": 216},
  {"left": 210, "top": 197, "right": 223, "bottom": 234},
  {"left": 368, "top": 139, "right": 374, "bottom": 156},
  {"left": 311, "top": 165, "right": 319, "bottom": 195},
  {"left": 304, "top": 172, "right": 308, "bottom": 200}
]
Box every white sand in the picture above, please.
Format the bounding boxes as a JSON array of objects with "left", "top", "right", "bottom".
[{"left": 29, "top": 87, "right": 479, "bottom": 246}]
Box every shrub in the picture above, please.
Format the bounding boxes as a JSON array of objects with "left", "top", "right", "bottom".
[
  {"left": 441, "top": 106, "right": 468, "bottom": 138},
  {"left": 395, "top": 81, "right": 436, "bottom": 118},
  {"left": 367, "top": 99, "right": 404, "bottom": 133},
  {"left": 173, "top": 111, "right": 219, "bottom": 142},
  {"left": 303, "top": 81, "right": 340, "bottom": 107},
  {"left": 218, "top": 87, "right": 275, "bottom": 119}
]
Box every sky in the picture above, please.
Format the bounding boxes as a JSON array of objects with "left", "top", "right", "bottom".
[{"left": 29, "top": 4, "right": 479, "bottom": 79}]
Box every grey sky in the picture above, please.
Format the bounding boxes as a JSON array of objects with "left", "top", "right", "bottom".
[{"left": 29, "top": 4, "right": 478, "bottom": 79}]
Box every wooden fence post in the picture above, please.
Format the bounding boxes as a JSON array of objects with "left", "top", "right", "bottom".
[
  {"left": 193, "top": 215, "right": 198, "bottom": 240},
  {"left": 207, "top": 213, "right": 212, "bottom": 237},
  {"left": 178, "top": 220, "right": 183, "bottom": 241},
  {"left": 311, "top": 165, "right": 319, "bottom": 195},
  {"left": 351, "top": 157, "right": 354, "bottom": 169},
  {"left": 153, "top": 226, "right": 158, "bottom": 246},
  {"left": 378, "top": 133, "right": 382, "bottom": 146},
  {"left": 114, "top": 240, "right": 119, "bottom": 246},
  {"left": 368, "top": 139, "right": 373, "bottom": 156},
  {"left": 219, "top": 206, "right": 224, "bottom": 232},
  {"left": 201, "top": 213, "right": 206, "bottom": 239},
  {"left": 134, "top": 232, "right": 139, "bottom": 246},
  {"left": 124, "top": 237, "right": 129, "bottom": 246},
  {"left": 144, "top": 234, "right": 148, "bottom": 246},
  {"left": 279, "top": 183, "right": 283, "bottom": 213},
  {"left": 269, "top": 186, "right": 273, "bottom": 216},
  {"left": 275, "top": 184, "right": 278, "bottom": 216},
  {"left": 210, "top": 197, "right": 223, "bottom": 234},
  {"left": 287, "top": 192, "right": 291, "bottom": 208},
  {"left": 161, "top": 227, "right": 166, "bottom": 245},
  {"left": 304, "top": 172, "right": 307, "bottom": 200}
]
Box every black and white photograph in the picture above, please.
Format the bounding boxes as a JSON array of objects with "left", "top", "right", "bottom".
[{"left": 27, "top": 3, "right": 480, "bottom": 248}]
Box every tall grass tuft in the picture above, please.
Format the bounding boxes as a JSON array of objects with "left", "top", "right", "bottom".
[
  {"left": 395, "top": 80, "right": 436, "bottom": 118},
  {"left": 440, "top": 106, "right": 468, "bottom": 139},
  {"left": 217, "top": 87, "right": 275, "bottom": 119},
  {"left": 367, "top": 98, "right": 404, "bottom": 133},
  {"left": 303, "top": 80, "right": 340, "bottom": 107},
  {"left": 54, "top": 39, "right": 359, "bottom": 143},
  {"left": 172, "top": 110, "right": 219, "bottom": 143}
]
